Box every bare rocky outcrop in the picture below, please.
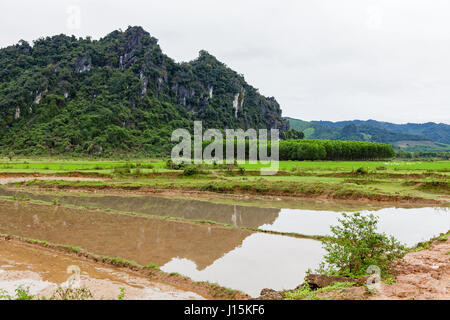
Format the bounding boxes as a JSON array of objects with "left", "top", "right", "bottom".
[
  {"left": 232, "top": 91, "right": 245, "bottom": 118},
  {"left": 14, "top": 107, "right": 20, "bottom": 119},
  {"left": 253, "top": 289, "right": 283, "bottom": 300},
  {"left": 305, "top": 274, "right": 355, "bottom": 289},
  {"left": 74, "top": 56, "right": 92, "bottom": 73},
  {"left": 34, "top": 89, "right": 48, "bottom": 105}
]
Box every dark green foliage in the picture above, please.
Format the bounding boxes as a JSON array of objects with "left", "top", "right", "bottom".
[
  {"left": 165, "top": 159, "right": 186, "bottom": 170},
  {"left": 182, "top": 165, "right": 204, "bottom": 176},
  {"left": 278, "top": 140, "right": 394, "bottom": 161},
  {"left": 317, "top": 213, "right": 406, "bottom": 278},
  {"left": 355, "top": 167, "right": 368, "bottom": 174},
  {"left": 281, "top": 129, "right": 304, "bottom": 140},
  {"left": 0, "top": 27, "right": 287, "bottom": 157},
  {"left": 396, "top": 150, "right": 450, "bottom": 160},
  {"left": 201, "top": 139, "right": 394, "bottom": 161}
]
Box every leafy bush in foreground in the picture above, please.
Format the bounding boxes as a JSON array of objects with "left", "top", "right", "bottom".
[{"left": 316, "top": 213, "right": 406, "bottom": 278}]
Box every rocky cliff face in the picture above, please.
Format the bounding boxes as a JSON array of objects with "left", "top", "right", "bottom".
[{"left": 0, "top": 26, "right": 288, "bottom": 155}]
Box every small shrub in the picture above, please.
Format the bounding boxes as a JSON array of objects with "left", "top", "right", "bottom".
[
  {"left": 113, "top": 167, "right": 131, "bottom": 176},
  {"left": 283, "top": 284, "right": 320, "bottom": 300},
  {"left": 182, "top": 165, "right": 204, "bottom": 176},
  {"left": 132, "top": 168, "right": 143, "bottom": 176},
  {"left": 166, "top": 159, "right": 186, "bottom": 170},
  {"left": 355, "top": 167, "right": 368, "bottom": 175},
  {"left": 316, "top": 213, "right": 406, "bottom": 278},
  {"left": 0, "top": 286, "right": 34, "bottom": 300},
  {"left": 117, "top": 287, "right": 126, "bottom": 300},
  {"left": 143, "top": 264, "right": 159, "bottom": 270},
  {"left": 51, "top": 287, "right": 93, "bottom": 300}
]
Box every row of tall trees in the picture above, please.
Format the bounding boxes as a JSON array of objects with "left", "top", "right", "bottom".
[
  {"left": 279, "top": 140, "right": 395, "bottom": 160},
  {"left": 200, "top": 139, "right": 395, "bottom": 161}
]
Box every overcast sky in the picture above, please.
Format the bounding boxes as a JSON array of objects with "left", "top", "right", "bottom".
[{"left": 1, "top": 0, "right": 449, "bottom": 124}]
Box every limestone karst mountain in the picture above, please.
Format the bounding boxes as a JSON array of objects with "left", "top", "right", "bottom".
[{"left": 0, "top": 26, "right": 288, "bottom": 156}]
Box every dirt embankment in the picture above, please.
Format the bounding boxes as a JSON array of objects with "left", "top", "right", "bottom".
[
  {"left": 327, "top": 237, "right": 450, "bottom": 300},
  {"left": 4, "top": 174, "right": 447, "bottom": 205},
  {"left": 0, "top": 176, "right": 104, "bottom": 185},
  {"left": 257, "top": 236, "right": 449, "bottom": 300},
  {"left": 0, "top": 240, "right": 204, "bottom": 300},
  {"left": 370, "top": 237, "right": 449, "bottom": 300},
  {"left": 0, "top": 235, "right": 249, "bottom": 300}
]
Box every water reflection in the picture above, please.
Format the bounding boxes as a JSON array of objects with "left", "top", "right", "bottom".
[
  {"left": 0, "top": 200, "right": 252, "bottom": 270},
  {"left": 161, "top": 233, "right": 325, "bottom": 296},
  {"left": 0, "top": 188, "right": 280, "bottom": 228},
  {"left": 0, "top": 199, "right": 324, "bottom": 296},
  {"left": 0, "top": 187, "right": 448, "bottom": 246},
  {"left": 260, "top": 207, "right": 450, "bottom": 247}
]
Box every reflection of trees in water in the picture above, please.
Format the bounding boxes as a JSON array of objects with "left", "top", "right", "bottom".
[
  {"left": 0, "top": 188, "right": 282, "bottom": 229},
  {"left": 0, "top": 200, "right": 254, "bottom": 270}
]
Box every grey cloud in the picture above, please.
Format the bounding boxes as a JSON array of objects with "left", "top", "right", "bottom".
[{"left": 0, "top": 0, "right": 448, "bottom": 123}]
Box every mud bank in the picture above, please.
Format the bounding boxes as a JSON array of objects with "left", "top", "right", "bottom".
[
  {"left": 0, "top": 236, "right": 249, "bottom": 300},
  {"left": 258, "top": 235, "right": 450, "bottom": 300},
  {"left": 0, "top": 176, "right": 104, "bottom": 185},
  {"left": 0, "top": 240, "right": 204, "bottom": 300},
  {"left": 369, "top": 237, "right": 450, "bottom": 300},
  {"left": 9, "top": 180, "right": 448, "bottom": 206}
]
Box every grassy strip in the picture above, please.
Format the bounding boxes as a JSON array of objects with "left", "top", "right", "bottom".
[
  {"left": 283, "top": 281, "right": 358, "bottom": 300},
  {"left": 0, "top": 159, "right": 449, "bottom": 173},
  {"left": 11, "top": 176, "right": 445, "bottom": 203},
  {"left": 411, "top": 231, "right": 450, "bottom": 252}
]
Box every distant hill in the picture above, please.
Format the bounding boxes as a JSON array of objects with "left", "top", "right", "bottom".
[
  {"left": 0, "top": 26, "right": 288, "bottom": 156},
  {"left": 285, "top": 117, "right": 450, "bottom": 152}
]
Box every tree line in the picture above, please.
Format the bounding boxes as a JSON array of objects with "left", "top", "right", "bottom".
[{"left": 200, "top": 139, "right": 395, "bottom": 161}]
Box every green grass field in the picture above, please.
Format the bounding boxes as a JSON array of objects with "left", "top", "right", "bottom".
[
  {"left": 0, "top": 157, "right": 448, "bottom": 203},
  {"left": 1, "top": 157, "right": 448, "bottom": 203},
  {"left": 0, "top": 157, "right": 448, "bottom": 174}
]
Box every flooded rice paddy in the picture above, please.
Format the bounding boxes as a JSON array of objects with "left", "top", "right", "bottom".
[
  {"left": 0, "top": 240, "right": 203, "bottom": 300},
  {"left": 0, "top": 187, "right": 448, "bottom": 246},
  {"left": 0, "top": 187, "right": 448, "bottom": 296}
]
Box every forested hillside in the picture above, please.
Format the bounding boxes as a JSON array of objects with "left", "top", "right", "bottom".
[
  {"left": 313, "top": 120, "right": 450, "bottom": 145},
  {"left": 286, "top": 117, "right": 450, "bottom": 152},
  {"left": 0, "top": 26, "right": 288, "bottom": 157}
]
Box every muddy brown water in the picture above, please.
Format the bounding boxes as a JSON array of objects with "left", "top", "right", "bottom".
[
  {"left": 0, "top": 199, "right": 325, "bottom": 296},
  {"left": 0, "top": 187, "right": 448, "bottom": 246},
  {"left": 0, "top": 240, "right": 204, "bottom": 300},
  {"left": 0, "top": 187, "right": 448, "bottom": 296}
]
